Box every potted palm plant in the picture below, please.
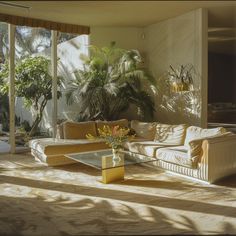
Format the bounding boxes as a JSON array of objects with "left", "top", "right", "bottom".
[{"left": 66, "top": 42, "right": 155, "bottom": 121}]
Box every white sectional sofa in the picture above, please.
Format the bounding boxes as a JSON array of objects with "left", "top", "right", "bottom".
[
  {"left": 29, "top": 119, "right": 236, "bottom": 184},
  {"left": 125, "top": 121, "right": 236, "bottom": 183}
]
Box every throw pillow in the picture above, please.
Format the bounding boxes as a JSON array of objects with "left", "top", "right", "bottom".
[
  {"left": 184, "top": 126, "right": 226, "bottom": 146},
  {"left": 187, "top": 139, "right": 203, "bottom": 164},
  {"left": 96, "top": 119, "right": 129, "bottom": 131},
  {"left": 154, "top": 123, "right": 187, "bottom": 145},
  {"left": 63, "top": 121, "right": 97, "bottom": 139}
]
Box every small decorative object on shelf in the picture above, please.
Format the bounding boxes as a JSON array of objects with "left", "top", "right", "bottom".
[
  {"left": 168, "top": 64, "right": 194, "bottom": 92},
  {"left": 86, "top": 125, "right": 134, "bottom": 160}
]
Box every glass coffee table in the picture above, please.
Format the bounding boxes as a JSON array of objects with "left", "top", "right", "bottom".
[{"left": 65, "top": 149, "right": 156, "bottom": 184}]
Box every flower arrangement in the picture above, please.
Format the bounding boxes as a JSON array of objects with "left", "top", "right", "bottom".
[{"left": 86, "top": 125, "right": 134, "bottom": 149}]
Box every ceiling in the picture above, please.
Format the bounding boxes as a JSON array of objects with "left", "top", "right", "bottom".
[
  {"left": 0, "top": 1, "right": 235, "bottom": 54},
  {"left": 0, "top": 1, "right": 235, "bottom": 27}
]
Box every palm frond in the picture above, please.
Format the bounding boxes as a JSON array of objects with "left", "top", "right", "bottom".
[{"left": 65, "top": 42, "right": 155, "bottom": 120}]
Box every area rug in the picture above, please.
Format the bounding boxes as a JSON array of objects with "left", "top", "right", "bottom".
[{"left": 0, "top": 153, "right": 236, "bottom": 235}]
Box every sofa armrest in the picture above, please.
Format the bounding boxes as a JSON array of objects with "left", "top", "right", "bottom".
[
  {"left": 199, "top": 133, "right": 236, "bottom": 183},
  {"left": 202, "top": 132, "right": 236, "bottom": 144},
  {"left": 186, "top": 132, "right": 233, "bottom": 167}
]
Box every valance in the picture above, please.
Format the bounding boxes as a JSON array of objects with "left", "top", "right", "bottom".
[{"left": 0, "top": 13, "right": 90, "bottom": 34}]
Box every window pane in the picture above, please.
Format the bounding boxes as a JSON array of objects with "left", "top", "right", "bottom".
[
  {"left": 57, "top": 33, "right": 89, "bottom": 125},
  {"left": 15, "top": 26, "right": 52, "bottom": 150}
]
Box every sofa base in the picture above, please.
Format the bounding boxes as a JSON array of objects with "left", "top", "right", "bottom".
[
  {"left": 31, "top": 149, "right": 78, "bottom": 166},
  {"left": 122, "top": 150, "right": 236, "bottom": 184},
  {"left": 122, "top": 151, "right": 210, "bottom": 182},
  {"left": 144, "top": 161, "right": 213, "bottom": 184}
]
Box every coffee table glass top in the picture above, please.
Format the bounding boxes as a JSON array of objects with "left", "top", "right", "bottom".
[{"left": 66, "top": 149, "right": 156, "bottom": 170}]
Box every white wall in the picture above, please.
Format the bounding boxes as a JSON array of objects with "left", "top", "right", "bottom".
[
  {"left": 90, "top": 27, "right": 145, "bottom": 52},
  {"left": 144, "top": 8, "right": 207, "bottom": 126}
]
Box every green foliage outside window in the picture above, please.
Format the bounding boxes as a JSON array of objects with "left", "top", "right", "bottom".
[{"left": 0, "top": 56, "right": 62, "bottom": 136}]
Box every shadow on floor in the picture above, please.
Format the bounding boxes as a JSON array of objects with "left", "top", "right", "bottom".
[
  {"left": 120, "top": 173, "right": 236, "bottom": 190},
  {"left": 0, "top": 159, "right": 101, "bottom": 177},
  {"left": 1, "top": 175, "right": 236, "bottom": 218},
  {"left": 214, "top": 174, "right": 236, "bottom": 188},
  {"left": 0, "top": 195, "right": 206, "bottom": 235},
  {"left": 1, "top": 182, "right": 236, "bottom": 235},
  {"left": 53, "top": 163, "right": 100, "bottom": 176},
  {"left": 119, "top": 178, "right": 209, "bottom": 190}
]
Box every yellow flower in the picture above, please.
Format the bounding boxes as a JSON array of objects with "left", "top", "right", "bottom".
[{"left": 86, "top": 124, "right": 134, "bottom": 148}]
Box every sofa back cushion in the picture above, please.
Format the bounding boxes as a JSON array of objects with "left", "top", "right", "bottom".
[
  {"left": 184, "top": 126, "right": 226, "bottom": 146},
  {"left": 63, "top": 121, "right": 97, "bottom": 139},
  {"left": 131, "top": 120, "right": 157, "bottom": 140},
  {"left": 96, "top": 119, "right": 129, "bottom": 131},
  {"left": 154, "top": 123, "right": 187, "bottom": 145}
]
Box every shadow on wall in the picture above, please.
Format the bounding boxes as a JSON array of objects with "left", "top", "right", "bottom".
[{"left": 152, "top": 69, "right": 201, "bottom": 126}]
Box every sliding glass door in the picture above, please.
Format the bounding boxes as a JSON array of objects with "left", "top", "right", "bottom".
[{"left": 0, "top": 22, "right": 89, "bottom": 154}]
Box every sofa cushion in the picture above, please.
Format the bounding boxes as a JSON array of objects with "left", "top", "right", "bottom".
[
  {"left": 63, "top": 121, "right": 97, "bottom": 139},
  {"left": 184, "top": 126, "right": 226, "bottom": 146},
  {"left": 156, "top": 146, "right": 195, "bottom": 168},
  {"left": 130, "top": 120, "right": 157, "bottom": 140},
  {"left": 96, "top": 119, "right": 129, "bottom": 131},
  {"left": 124, "top": 138, "right": 171, "bottom": 157},
  {"left": 154, "top": 123, "right": 187, "bottom": 145},
  {"left": 29, "top": 138, "right": 108, "bottom": 155}
]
